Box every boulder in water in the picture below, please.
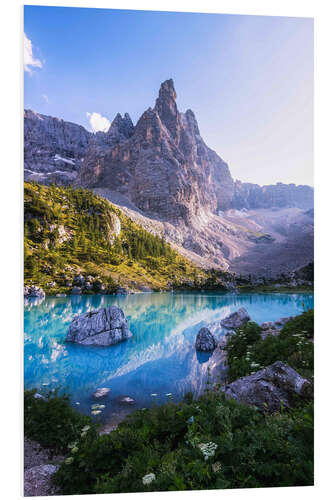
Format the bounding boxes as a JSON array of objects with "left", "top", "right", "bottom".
[
  {"left": 66, "top": 306, "right": 132, "bottom": 346},
  {"left": 195, "top": 327, "right": 217, "bottom": 352}
]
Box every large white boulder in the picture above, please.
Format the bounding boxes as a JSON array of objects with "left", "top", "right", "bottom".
[{"left": 66, "top": 306, "right": 132, "bottom": 346}]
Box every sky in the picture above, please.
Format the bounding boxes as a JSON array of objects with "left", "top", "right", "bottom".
[{"left": 24, "top": 6, "right": 313, "bottom": 186}]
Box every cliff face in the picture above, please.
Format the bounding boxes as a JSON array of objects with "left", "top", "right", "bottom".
[
  {"left": 24, "top": 110, "right": 92, "bottom": 185},
  {"left": 77, "top": 79, "right": 234, "bottom": 224},
  {"left": 232, "top": 181, "right": 313, "bottom": 210}
]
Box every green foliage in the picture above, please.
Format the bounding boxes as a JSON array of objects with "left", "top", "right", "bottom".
[
  {"left": 24, "top": 389, "right": 94, "bottom": 454},
  {"left": 50, "top": 391, "right": 313, "bottom": 494},
  {"left": 280, "top": 309, "right": 314, "bottom": 340},
  {"left": 225, "top": 310, "right": 314, "bottom": 382},
  {"left": 24, "top": 182, "right": 208, "bottom": 293}
]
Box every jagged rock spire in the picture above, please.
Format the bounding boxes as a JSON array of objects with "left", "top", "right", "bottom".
[
  {"left": 154, "top": 79, "right": 180, "bottom": 138},
  {"left": 106, "top": 112, "right": 134, "bottom": 141}
]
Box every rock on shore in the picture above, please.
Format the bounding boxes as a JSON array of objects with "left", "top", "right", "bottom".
[
  {"left": 221, "top": 307, "right": 250, "bottom": 329},
  {"left": 24, "top": 285, "right": 45, "bottom": 299},
  {"left": 222, "top": 361, "right": 312, "bottom": 413},
  {"left": 66, "top": 306, "right": 132, "bottom": 346}
]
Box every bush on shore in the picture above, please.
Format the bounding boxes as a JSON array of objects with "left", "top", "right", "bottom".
[
  {"left": 24, "top": 389, "right": 313, "bottom": 494},
  {"left": 225, "top": 309, "right": 314, "bottom": 382}
]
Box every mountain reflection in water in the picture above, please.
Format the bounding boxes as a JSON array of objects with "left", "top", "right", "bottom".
[{"left": 24, "top": 292, "right": 313, "bottom": 422}]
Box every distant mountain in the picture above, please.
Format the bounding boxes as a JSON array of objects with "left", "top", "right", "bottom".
[
  {"left": 232, "top": 180, "right": 313, "bottom": 210},
  {"left": 23, "top": 80, "right": 314, "bottom": 276},
  {"left": 24, "top": 109, "right": 92, "bottom": 185}
]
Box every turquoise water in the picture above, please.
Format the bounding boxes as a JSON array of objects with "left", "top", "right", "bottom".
[{"left": 24, "top": 292, "right": 313, "bottom": 423}]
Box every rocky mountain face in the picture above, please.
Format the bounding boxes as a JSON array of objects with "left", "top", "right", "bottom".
[
  {"left": 77, "top": 79, "right": 234, "bottom": 224},
  {"left": 24, "top": 109, "right": 92, "bottom": 185},
  {"left": 232, "top": 180, "right": 313, "bottom": 211},
  {"left": 24, "top": 80, "right": 314, "bottom": 276}
]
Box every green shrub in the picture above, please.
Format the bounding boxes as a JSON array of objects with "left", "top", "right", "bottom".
[
  {"left": 225, "top": 310, "right": 314, "bottom": 382},
  {"left": 224, "top": 321, "right": 262, "bottom": 381},
  {"left": 51, "top": 391, "right": 313, "bottom": 494},
  {"left": 280, "top": 309, "right": 314, "bottom": 340},
  {"left": 24, "top": 389, "right": 94, "bottom": 454}
]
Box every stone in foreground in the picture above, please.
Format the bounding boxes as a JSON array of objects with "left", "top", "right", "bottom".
[
  {"left": 66, "top": 306, "right": 132, "bottom": 346},
  {"left": 223, "top": 361, "right": 312, "bottom": 413},
  {"left": 24, "top": 464, "right": 59, "bottom": 497},
  {"left": 221, "top": 307, "right": 250, "bottom": 329},
  {"left": 92, "top": 388, "right": 110, "bottom": 399},
  {"left": 195, "top": 327, "right": 217, "bottom": 352}
]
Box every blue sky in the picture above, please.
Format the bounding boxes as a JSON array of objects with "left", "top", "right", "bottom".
[{"left": 24, "top": 6, "right": 313, "bottom": 186}]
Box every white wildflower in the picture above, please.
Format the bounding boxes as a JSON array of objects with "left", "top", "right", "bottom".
[
  {"left": 198, "top": 442, "right": 218, "bottom": 460},
  {"left": 142, "top": 473, "right": 156, "bottom": 485}
]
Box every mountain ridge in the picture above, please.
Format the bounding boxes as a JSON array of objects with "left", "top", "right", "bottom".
[{"left": 24, "top": 79, "right": 314, "bottom": 276}]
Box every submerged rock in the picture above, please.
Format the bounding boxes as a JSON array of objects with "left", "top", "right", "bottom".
[
  {"left": 66, "top": 306, "right": 132, "bottom": 346},
  {"left": 220, "top": 307, "right": 250, "bottom": 329},
  {"left": 195, "top": 327, "right": 217, "bottom": 352},
  {"left": 118, "top": 396, "right": 136, "bottom": 405},
  {"left": 92, "top": 388, "right": 110, "bottom": 399},
  {"left": 223, "top": 361, "right": 312, "bottom": 413}
]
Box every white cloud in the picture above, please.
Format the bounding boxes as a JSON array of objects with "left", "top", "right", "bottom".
[
  {"left": 86, "top": 112, "right": 110, "bottom": 133},
  {"left": 42, "top": 94, "right": 49, "bottom": 103},
  {"left": 24, "top": 33, "right": 42, "bottom": 73}
]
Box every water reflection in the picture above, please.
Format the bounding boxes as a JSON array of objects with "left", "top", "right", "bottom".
[{"left": 24, "top": 292, "right": 313, "bottom": 421}]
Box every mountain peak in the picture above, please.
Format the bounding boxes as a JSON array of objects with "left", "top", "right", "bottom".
[
  {"left": 158, "top": 79, "right": 177, "bottom": 100},
  {"left": 154, "top": 79, "right": 180, "bottom": 138},
  {"left": 106, "top": 112, "right": 134, "bottom": 141}
]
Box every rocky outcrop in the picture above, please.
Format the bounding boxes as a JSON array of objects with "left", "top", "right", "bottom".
[
  {"left": 24, "top": 109, "right": 92, "bottom": 185},
  {"left": 24, "top": 285, "right": 45, "bottom": 299},
  {"left": 195, "top": 327, "right": 217, "bottom": 352},
  {"left": 220, "top": 307, "right": 250, "bottom": 329},
  {"left": 223, "top": 361, "right": 312, "bottom": 413},
  {"left": 232, "top": 180, "right": 314, "bottom": 210},
  {"left": 66, "top": 306, "right": 132, "bottom": 346},
  {"left": 24, "top": 464, "right": 59, "bottom": 496},
  {"left": 260, "top": 316, "right": 293, "bottom": 339},
  {"left": 77, "top": 79, "right": 234, "bottom": 224}
]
